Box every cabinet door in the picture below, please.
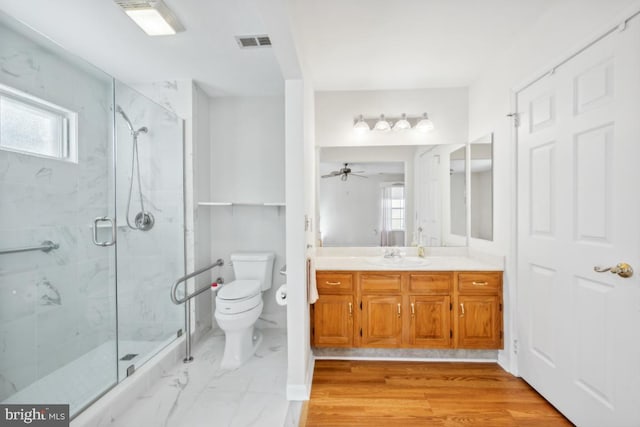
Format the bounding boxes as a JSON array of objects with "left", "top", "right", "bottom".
[
  {"left": 456, "top": 295, "right": 502, "bottom": 349},
  {"left": 409, "top": 295, "right": 452, "bottom": 348},
  {"left": 361, "top": 295, "right": 403, "bottom": 347},
  {"left": 313, "top": 294, "right": 354, "bottom": 347}
]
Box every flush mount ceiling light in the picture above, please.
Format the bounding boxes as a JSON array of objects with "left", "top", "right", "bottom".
[
  {"left": 373, "top": 114, "right": 391, "bottom": 132},
  {"left": 354, "top": 113, "right": 435, "bottom": 133},
  {"left": 115, "top": 0, "right": 184, "bottom": 36},
  {"left": 415, "top": 112, "right": 435, "bottom": 132},
  {"left": 392, "top": 113, "right": 411, "bottom": 131}
]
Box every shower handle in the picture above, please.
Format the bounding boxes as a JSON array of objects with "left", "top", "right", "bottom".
[{"left": 92, "top": 216, "right": 116, "bottom": 247}]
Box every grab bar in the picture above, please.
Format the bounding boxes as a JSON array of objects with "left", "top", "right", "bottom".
[
  {"left": 170, "top": 258, "right": 224, "bottom": 305},
  {"left": 170, "top": 258, "right": 224, "bottom": 363},
  {"left": 0, "top": 240, "right": 59, "bottom": 255}
]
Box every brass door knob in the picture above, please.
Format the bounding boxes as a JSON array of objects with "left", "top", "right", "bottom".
[{"left": 594, "top": 263, "right": 634, "bottom": 278}]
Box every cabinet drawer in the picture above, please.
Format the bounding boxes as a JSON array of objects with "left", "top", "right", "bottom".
[
  {"left": 409, "top": 273, "right": 452, "bottom": 294},
  {"left": 360, "top": 273, "right": 402, "bottom": 293},
  {"left": 458, "top": 272, "right": 502, "bottom": 293},
  {"left": 316, "top": 272, "right": 353, "bottom": 293}
]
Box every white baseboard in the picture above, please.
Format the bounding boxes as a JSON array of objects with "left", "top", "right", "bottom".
[{"left": 286, "top": 354, "right": 315, "bottom": 401}]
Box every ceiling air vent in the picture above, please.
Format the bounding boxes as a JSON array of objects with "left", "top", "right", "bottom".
[{"left": 235, "top": 35, "right": 272, "bottom": 49}]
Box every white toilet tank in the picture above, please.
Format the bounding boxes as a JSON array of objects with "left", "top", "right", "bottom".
[{"left": 230, "top": 252, "right": 275, "bottom": 291}]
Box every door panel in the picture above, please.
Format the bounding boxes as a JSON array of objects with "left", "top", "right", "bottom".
[
  {"left": 361, "top": 295, "right": 402, "bottom": 347},
  {"left": 410, "top": 295, "right": 451, "bottom": 348},
  {"left": 313, "top": 294, "right": 354, "bottom": 347},
  {"left": 517, "top": 20, "right": 640, "bottom": 426}
]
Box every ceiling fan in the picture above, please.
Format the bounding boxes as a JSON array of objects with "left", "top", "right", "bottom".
[{"left": 321, "top": 163, "right": 368, "bottom": 181}]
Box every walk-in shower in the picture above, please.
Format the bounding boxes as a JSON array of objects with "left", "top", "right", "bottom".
[
  {"left": 116, "top": 105, "right": 154, "bottom": 231},
  {"left": 0, "top": 12, "right": 185, "bottom": 418}
]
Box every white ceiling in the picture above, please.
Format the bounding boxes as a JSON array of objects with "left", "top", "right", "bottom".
[
  {"left": 289, "top": 0, "right": 559, "bottom": 90},
  {"left": 0, "top": 0, "right": 285, "bottom": 96},
  {"left": 0, "top": 0, "right": 563, "bottom": 96}
]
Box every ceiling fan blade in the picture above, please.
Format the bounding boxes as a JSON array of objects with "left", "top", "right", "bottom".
[{"left": 321, "top": 172, "right": 341, "bottom": 178}]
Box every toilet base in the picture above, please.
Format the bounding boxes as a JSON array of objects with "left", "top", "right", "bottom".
[{"left": 219, "top": 327, "right": 263, "bottom": 370}]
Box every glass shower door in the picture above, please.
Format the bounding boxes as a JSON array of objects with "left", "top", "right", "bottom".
[
  {"left": 0, "top": 12, "right": 118, "bottom": 416},
  {"left": 114, "top": 81, "right": 184, "bottom": 378}
]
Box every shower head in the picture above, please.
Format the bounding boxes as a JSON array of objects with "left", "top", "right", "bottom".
[{"left": 116, "top": 106, "right": 147, "bottom": 136}]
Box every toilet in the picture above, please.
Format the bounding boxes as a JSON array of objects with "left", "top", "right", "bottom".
[{"left": 214, "top": 251, "right": 275, "bottom": 369}]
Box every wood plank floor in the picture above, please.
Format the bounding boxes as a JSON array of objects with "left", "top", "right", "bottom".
[{"left": 301, "top": 360, "right": 573, "bottom": 426}]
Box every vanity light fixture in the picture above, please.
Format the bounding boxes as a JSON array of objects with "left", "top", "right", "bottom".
[
  {"left": 415, "top": 112, "right": 435, "bottom": 132},
  {"left": 115, "top": 0, "right": 185, "bottom": 36},
  {"left": 373, "top": 114, "right": 391, "bottom": 132},
  {"left": 392, "top": 113, "right": 411, "bottom": 131},
  {"left": 353, "top": 113, "right": 435, "bottom": 133}
]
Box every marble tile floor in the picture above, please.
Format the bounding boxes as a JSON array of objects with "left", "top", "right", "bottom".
[{"left": 109, "top": 328, "right": 294, "bottom": 427}]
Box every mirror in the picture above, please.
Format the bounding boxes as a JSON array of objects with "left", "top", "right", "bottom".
[
  {"left": 470, "top": 133, "right": 493, "bottom": 241},
  {"left": 318, "top": 144, "right": 468, "bottom": 247},
  {"left": 449, "top": 146, "right": 466, "bottom": 237},
  {"left": 319, "top": 160, "right": 405, "bottom": 246}
]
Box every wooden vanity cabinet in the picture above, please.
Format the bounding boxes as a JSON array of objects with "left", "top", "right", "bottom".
[
  {"left": 312, "top": 270, "right": 503, "bottom": 350},
  {"left": 454, "top": 272, "right": 503, "bottom": 349},
  {"left": 312, "top": 272, "right": 355, "bottom": 347}
]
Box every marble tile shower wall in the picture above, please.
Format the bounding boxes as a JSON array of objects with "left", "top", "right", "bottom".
[
  {"left": 0, "top": 23, "right": 116, "bottom": 400},
  {"left": 114, "top": 83, "right": 184, "bottom": 342}
]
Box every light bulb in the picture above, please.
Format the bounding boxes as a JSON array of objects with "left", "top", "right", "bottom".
[
  {"left": 415, "top": 113, "right": 434, "bottom": 132},
  {"left": 393, "top": 113, "right": 411, "bottom": 131},
  {"left": 353, "top": 114, "right": 370, "bottom": 133},
  {"left": 373, "top": 114, "right": 391, "bottom": 132}
]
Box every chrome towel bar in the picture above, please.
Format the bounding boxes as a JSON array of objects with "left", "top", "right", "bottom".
[{"left": 0, "top": 240, "right": 59, "bottom": 255}]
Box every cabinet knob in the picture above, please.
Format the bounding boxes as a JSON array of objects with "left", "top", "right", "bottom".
[
  {"left": 472, "top": 281, "right": 488, "bottom": 286},
  {"left": 460, "top": 303, "right": 465, "bottom": 317},
  {"left": 325, "top": 281, "right": 341, "bottom": 285},
  {"left": 348, "top": 302, "right": 353, "bottom": 317},
  {"left": 411, "top": 303, "right": 415, "bottom": 317},
  {"left": 397, "top": 303, "right": 401, "bottom": 317}
]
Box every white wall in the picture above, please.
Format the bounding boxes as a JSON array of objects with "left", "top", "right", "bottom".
[
  {"left": 315, "top": 88, "right": 468, "bottom": 147},
  {"left": 207, "top": 96, "right": 287, "bottom": 329},
  {"left": 467, "top": 0, "right": 640, "bottom": 372}
]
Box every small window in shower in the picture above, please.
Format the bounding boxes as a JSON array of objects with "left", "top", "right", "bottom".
[{"left": 0, "top": 84, "right": 77, "bottom": 162}]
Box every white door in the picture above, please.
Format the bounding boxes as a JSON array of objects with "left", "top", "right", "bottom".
[{"left": 517, "top": 20, "right": 640, "bottom": 427}]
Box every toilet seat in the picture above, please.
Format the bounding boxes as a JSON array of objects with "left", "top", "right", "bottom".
[
  {"left": 215, "top": 280, "right": 262, "bottom": 314},
  {"left": 218, "top": 280, "right": 261, "bottom": 300}
]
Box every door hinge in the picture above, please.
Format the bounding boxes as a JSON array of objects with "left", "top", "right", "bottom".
[
  {"left": 360, "top": 301, "right": 362, "bottom": 310},
  {"left": 500, "top": 330, "right": 503, "bottom": 339},
  {"left": 450, "top": 330, "right": 453, "bottom": 338},
  {"left": 507, "top": 112, "right": 520, "bottom": 128},
  {"left": 449, "top": 303, "right": 452, "bottom": 311},
  {"left": 359, "top": 328, "right": 363, "bottom": 337},
  {"left": 513, "top": 339, "right": 519, "bottom": 354},
  {"left": 499, "top": 303, "right": 502, "bottom": 312}
]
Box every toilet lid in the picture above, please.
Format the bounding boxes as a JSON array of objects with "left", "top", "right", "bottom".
[{"left": 218, "top": 280, "right": 261, "bottom": 300}]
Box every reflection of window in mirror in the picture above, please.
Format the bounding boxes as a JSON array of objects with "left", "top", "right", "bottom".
[
  {"left": 381, "top": 183, "right": 405, "bottom": 246},
  {"left": 449, "top": 147, "right": 466, "bottom": 236},
  {"left": 470, "top": 134, "right": 493, "bottom": 241}
]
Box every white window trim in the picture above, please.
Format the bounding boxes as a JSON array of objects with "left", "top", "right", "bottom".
[{"left": 0, "top": 83, "right": 78, "bottom": 163}]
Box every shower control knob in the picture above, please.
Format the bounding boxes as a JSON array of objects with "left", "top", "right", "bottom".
[{"left": 135, "top": 211, "right": 155, "bottom": 231}]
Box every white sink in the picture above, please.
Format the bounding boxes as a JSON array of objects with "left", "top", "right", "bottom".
[{"left": 366, "top": 256, "right": 429, "bottom": 267}]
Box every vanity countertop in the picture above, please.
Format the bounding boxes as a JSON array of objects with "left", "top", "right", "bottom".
[{"left": 314, "top": 255, "right": 503, "bottom": 272}]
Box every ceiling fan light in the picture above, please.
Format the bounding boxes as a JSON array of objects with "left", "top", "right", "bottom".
[
  {"left": 373, "top": 114, "right": 391, "bottom": 132},
  {"left": 393, "top": 113, "right": 411, "bottom": 131},
  {"left": 353, "top": 114, "right": 370, "bottom": 133},
  {"left": 415, "top": 112, "right": 434, "bottom": 132}
]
